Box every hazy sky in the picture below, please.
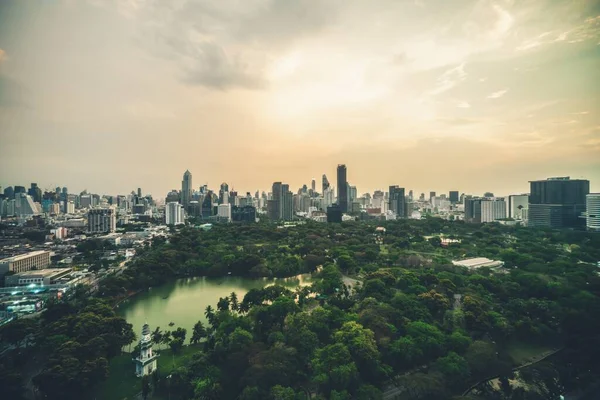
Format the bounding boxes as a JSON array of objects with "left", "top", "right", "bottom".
[{"left": 1, "top": 0, "right": 599, "bottom": 198}]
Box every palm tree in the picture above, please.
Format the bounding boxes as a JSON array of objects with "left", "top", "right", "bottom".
[
  {"left": 205, "top": 305, "right": 216, "bottom": 327},
  {"left": 229, "top": 292, "right": 239, "bottom": 312}
]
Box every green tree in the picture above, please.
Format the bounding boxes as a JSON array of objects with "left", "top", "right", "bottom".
[
  {"left": 191, "top": 321, "right": 207, "bottom": 344},
  {"left": 312, "top": 343, "right": 358, "bottom": 394}
]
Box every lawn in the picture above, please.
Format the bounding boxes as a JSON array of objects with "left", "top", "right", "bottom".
[
  {"left": 506, "top": 341, "right": 554, "bottom": 366},
  {"left": 91, "top": 344, "right": 204, "bottom": 400}
]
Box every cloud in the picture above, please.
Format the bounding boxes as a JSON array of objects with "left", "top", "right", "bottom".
[
  {"left": 428, "top": 63, "right": 467, "bottom": 96},
  {"left": 487, "top": 89, "right": 508, "bottom": 99},
  {"left": 456, "top": 101, "right": 471, "bottom": 108},
  {"left": 179, "top": 42, "right": 266, "bottom": 89}
]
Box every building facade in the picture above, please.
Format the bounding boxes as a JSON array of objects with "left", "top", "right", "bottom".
[
  {"left": 337, "top": 164, "right": 348, "bottom": 213},
  {"left": 165, "top": 202, "right": 185, "bottom": 225},
  {"left": 87, "top": 208, "right": 116, "bottom": 233},
  {"left": 508, "top": 194, "right": 529, "bottom": 221},
  {"left": 0, "top": 250, "right": 51, "bottom": 276},
  {"left": 586, "top": 193, "right": 600, "bottom": 231},
  {"left": 528, "top": 177, "right": 589, "bottom": 228},
  {"left": 389, "top": 186, "right": 406, "bottom": 218},
  {"left": 181, "top": 170, "right": 193, "bottom": 209}
]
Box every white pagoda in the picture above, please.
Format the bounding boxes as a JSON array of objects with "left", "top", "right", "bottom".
[{"left": 134, "top": 323, "right": 158, "bottom": 377}]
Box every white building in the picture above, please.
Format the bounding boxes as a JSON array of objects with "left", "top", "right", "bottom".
[
  {"left": 586, "top": 193, "right": 600, "bottom": 231},
  {"left": 66, "top": 201, "right": 75, "bottom": 214},
  {"left": 452, "top": 257, "right": 504, "bottom": 270},
  {"left": 0, "top": 250, "right": 52, "bottom": 276},
  {"left": 480, "top": 198, "right": 507, "bottom": 222},
  {"left": 508, "top": 194, "right": 529, "bottom": 221},
  {"left": 134, "top": 323, "right": 158, "bottom": 377},
  {"left": 165, "top": 202, "right": 185, "bottom": 225},
  {"left": 87, "top": 208, "right": 116, "bottom": 233},
  {"left": 217, "top": 203, "right": 232, "bottom": 222}
]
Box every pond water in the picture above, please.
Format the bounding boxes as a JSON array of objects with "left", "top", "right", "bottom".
[{"left": 117, "top": 274, "right": 313, "bottom": 344}]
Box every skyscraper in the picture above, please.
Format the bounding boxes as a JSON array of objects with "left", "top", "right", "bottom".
[
  {"left": 311, "top": 178, "right": 316, "bottom": 194},
  {"left": 87, "top": 208, "right": 116, "bottom": 233},
  {"left": 282, "top": 185, "right": 293, "bottom": 221},
  {"left": 337, "top": 164, "right": 348, "bottom": 213},
  {"left": 166, "top": 202, "right": 185, "bottom": 225},
  {"left": 429, "top": 191, "right": 436, "bottom": 202},
  {"left": 219, "top": 183, "right": 229, "bottom": 204},
  {"left": 528, "top": 177, "right": 589, "bottom": 228},
  {"left": 322, "top": 174, "right": 330, "bottom": 193},
  {"left": 181, "top": 170, "right": 193, "bottom": 209},
  {"left": 389, "top": 186, "right": 406, "bottom": 218},
  {"left": 270, "top": 182, "right": 283, "bottom": 220},
  {"left": 449, "top": 191, "right": 459, "bottom": 203}
]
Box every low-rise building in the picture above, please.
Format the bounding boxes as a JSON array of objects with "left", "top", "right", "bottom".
[
  {"left": 0, "top": 250, "right": 51, "bottom": 276},
  {"left": 5, "top": 268, "right": 73, "bottom": 286},
  {"left": 452, "top": 257, "right": 504, "bottom": 270}
]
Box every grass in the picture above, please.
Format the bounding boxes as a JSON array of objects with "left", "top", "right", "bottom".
[
  {"left": 91, "top": 353, "right": 141, "bottom": 400},
  {"left": 91, "top": 344, "right": 204, "bottom": 400},
  {"left": 506, "top": 341, "right": 554, "bottom": 366}
]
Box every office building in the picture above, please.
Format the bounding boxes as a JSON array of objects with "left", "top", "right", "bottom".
[
  {"left": 586, "top": 193, "right": 600, "bottom": 231},
  {"left": 218, "top": 203, "right": 232, "bottom": 222},
  {"left": 311, "top": 179, "right": 316, "bottom": 194},
  {"left": 5, "top": 268, "right": 72, "bottom": 287},
  {"left": 282, "top": 184, "right": 293, "bottom": 221},
  {"left": 219, "top": 183, "right": 229, "bottom": 204},
  {"left": 66, "top": 201, "right": 75, "bottom": 214},
  {"left": 88, "top": 208, "right": 116, "bottom": 233},
  {"left": 165, "top": 202, "right": 185, "bottom": 225},
  {"left": 28, "top": 183, "right": 42, "bottom": 203},
  {"left": 337, "top": 164, "right": 348, "bottom": 213},
  {"left": 270, "top": 182, "right": 283, "bottom": 220},
  {"left": 449, "top": 191, "right": 459, "bottom": 203},
  {"left": 322, "top": 174, "right": 330, "bottom": 193},
  {"left": 349, "top": 185, "right": 357, "bottom": 204},
  {"left": 201, "top": 191, "right": 214, "bottom": 218},
  {"left": 389, "top": 186, "right": 406, "bottom": 218},
  {"left": 80, "top": 194, "right": 92, "bottom": 209},
  {"left": 327, "top": 204, "right": 343, "bottom": 223},
  {"left": 528, "top": 177, "right": 589, "bottom": 228},
  {"left": 16, "top": 193, "right": 40, "bottom": 217},
  {"left": 232, "top": 205, "right": 256, "bottom": 222},
  {"left": 508, "top": 194, "right": 529, "bottom": 221},
  {"left": 429, "top": 191, "right": 436, "bottom": 201},
  {"left": 0, "top": 250, "right": 51, "bottom": 276},
  {"left": 181, "top": 170, "right": 193, "bottom": 209},
  {"left": 465, "top": 198, "right": 506, "bottom": 223}
]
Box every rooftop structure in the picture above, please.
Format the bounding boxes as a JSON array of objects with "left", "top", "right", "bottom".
[
  {"left": 452, "top": 257, "right": 504, "bottom": 270},
  {"left": 0, "top": 250, "right": 51, "bottom": 276}
]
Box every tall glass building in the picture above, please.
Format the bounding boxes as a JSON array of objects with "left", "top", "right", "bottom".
[{"left": 528, "top": 177, "right": 589, "bottom": 228}]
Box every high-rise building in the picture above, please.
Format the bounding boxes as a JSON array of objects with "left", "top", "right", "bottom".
[
  {"left": 465, "top": 198, "right": 506, "bottom": 223},
  {"left": 218, "top": 203, "right": 232, "bottom": 222},
  {"left": 429, "top": 191, "right": 436, "bottom": 202},
  {"left": 137, "top": 188, "right": 142, "bottom": 197},
  {"left": 16, "top": 193, "right": 39, "bottom": 217},
  {"left": 165, "top": 202, "right": 185, "bottom": 225},
  {"left": 28, "top": 183, "right": 42, "bottom": 203},
  {"left": 528, "top": 177, "right": 589, "bottom": 228},
  {"left": 87, "top": 208, "right": 116, "bottom": 233},
  {"left": 181, "top": 170, "right": 193, "bottom": 209},
  {"left": 484, "top": 192, "right": 495, "bottom": 198},
  {"left": 408, "top": 190, "right": 413, "bottom": 201},
  {"left": 508, "top": 194, "right": 529, "bottom": 221},
  {"left": 586, "top": 193, "right": 600, "bottom": 231},
  {"left": 311, "top": 178, "right": 316, "bottom": 194},
  {"left": 201, "top": 191, "right": 214, "bottom": 218},
  {"left": 270, "top": 182, "right": 283, "bottom": 220},
  {"left": 282, "top": 184, "right": 293, "bottom": 221},
  {"left": 449, "top": 191, "right": 459, "bottom": 203},
  {"left": 349, "top": 185, "right": 357, "bottom": 204},
  {"left": 337, "top": 164, "right": 348, "bottom": 213},
  {"left": 4, "top": 186, "right": 14, "bottom": 199},
  {"left": 389, "top": 186, "right": 406, "bottom": 218},
  {"left": 322, "top": 174, "right": 330, "bottom": 194}
]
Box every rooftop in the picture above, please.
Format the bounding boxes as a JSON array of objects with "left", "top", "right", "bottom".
[
  {"left": 452, "top": 257, "right": 504, "bottom": 269},
  {"left": 0, "top": 250, "right": 50, "bottom": 263},
  {"left": 11, "top": 268, "right": 72, "bottom": 278}
]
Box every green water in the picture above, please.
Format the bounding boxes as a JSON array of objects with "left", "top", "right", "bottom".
[{"left": 117, "top": 274, "right": 313, "bottom": 344}]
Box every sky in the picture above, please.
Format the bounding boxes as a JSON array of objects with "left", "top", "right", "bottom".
[{"left": 0, "top": 0, "right": 599, "bottom": 198}]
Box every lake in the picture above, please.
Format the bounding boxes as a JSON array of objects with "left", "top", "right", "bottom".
[{"left": 117, "top": 274, "right": 314, "bottom": 344}]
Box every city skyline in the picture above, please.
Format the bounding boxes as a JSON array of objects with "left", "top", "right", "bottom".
[{"left": 1, "top": 1, "right": 599, "bottom": 196}]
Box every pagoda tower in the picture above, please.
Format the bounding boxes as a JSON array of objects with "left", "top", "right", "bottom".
[{"left": 134, "top": 323, "right": 158, "bottom": 377}]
